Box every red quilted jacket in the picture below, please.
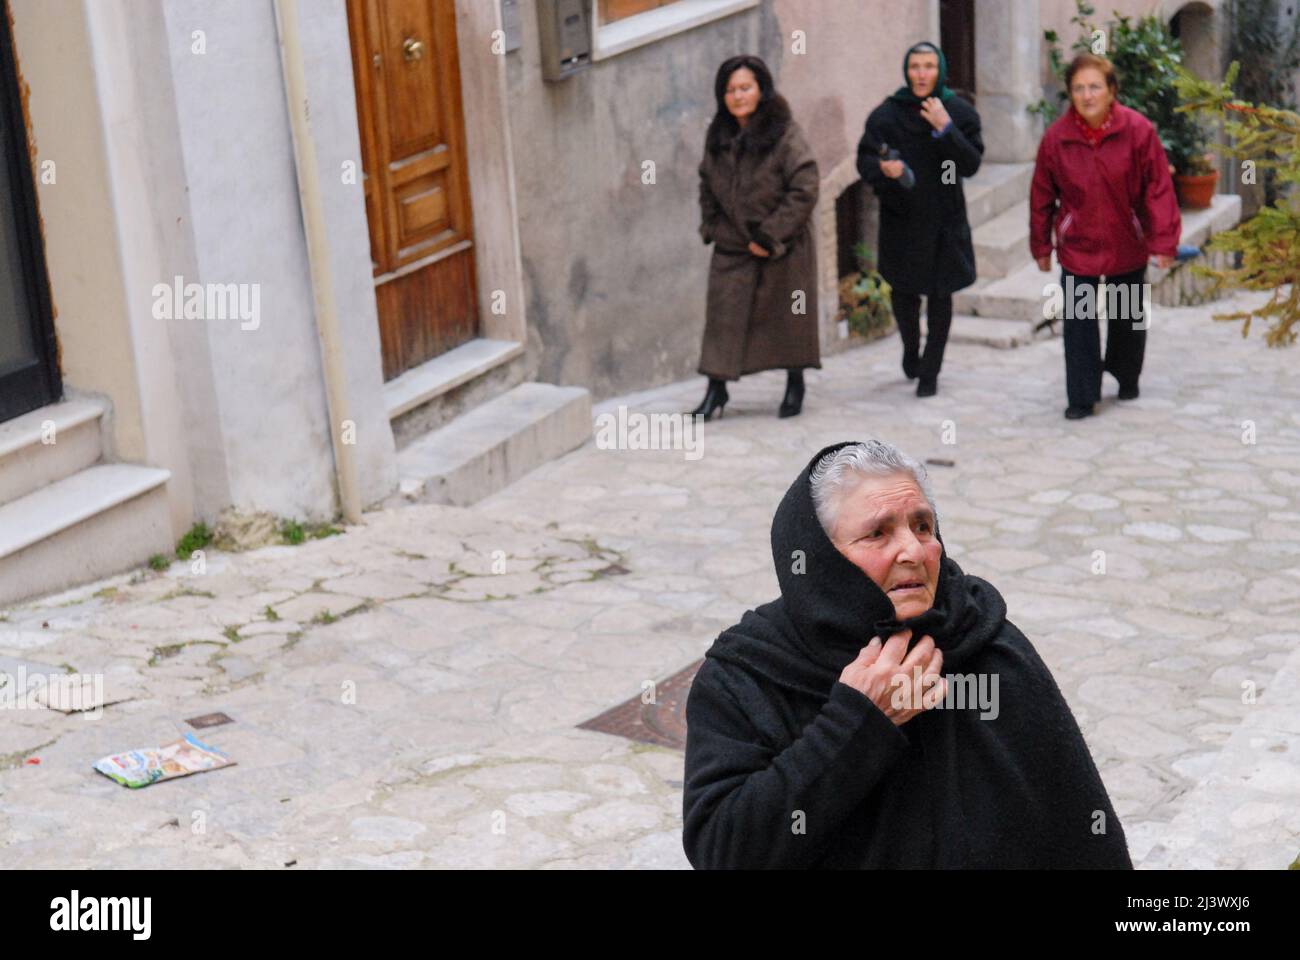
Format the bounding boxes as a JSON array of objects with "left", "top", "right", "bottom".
[{"left": 1029, "top": 103, "right": 1181, "bottom": 276}]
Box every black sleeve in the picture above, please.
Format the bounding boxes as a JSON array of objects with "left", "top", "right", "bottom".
[
  {"left": 935, "top": 101, "right": 983, "bottom": 178},
  {"left": 856, "top": 110, "right": 891, "bottom": 190},
  {"left": 857, "top": 108, "right": 911, "bottom": 214},
  {"left": 682, "top": 660, "right": 912, "bottom": 869}
]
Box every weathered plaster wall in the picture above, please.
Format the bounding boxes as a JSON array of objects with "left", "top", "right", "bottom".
[
  {"left": 505, "top": 0, "right": 928, "bottom": 401},
  {"left": 161, "top": 0, "right": 396, "bottom": 519}
]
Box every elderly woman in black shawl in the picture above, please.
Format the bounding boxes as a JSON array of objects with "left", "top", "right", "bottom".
[{"left": 682, "top": 440, "right": 1132, "bottom": 869}]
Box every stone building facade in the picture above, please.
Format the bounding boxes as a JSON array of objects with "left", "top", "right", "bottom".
[{"left": 0, "top": 0, "right": 1236, "bottom": 605}]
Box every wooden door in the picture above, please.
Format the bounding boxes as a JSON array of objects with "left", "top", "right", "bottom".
[
  {"left": 939, "top": 0, "right": 977, "bottom": 105},
  {"left": 0, "top": 2, "right": 59, "bottom": 423},
  {"left": 347, "top": 0, "right": 479, "bottom": 382}
]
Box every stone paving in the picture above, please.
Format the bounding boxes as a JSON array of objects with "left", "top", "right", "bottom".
[{"left": 2, "top": 289, "right": 1299, "bottom": 869}]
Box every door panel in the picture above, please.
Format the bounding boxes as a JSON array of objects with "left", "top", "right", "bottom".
[
  {"left": 347, "top": 0, "right": 478, "bottom": 382},
  {"left": 0, "top": 2, "right": 59, "bottom": 423},
  {"left": 940, "top": 0, "right": 977, "bottom": 104}
]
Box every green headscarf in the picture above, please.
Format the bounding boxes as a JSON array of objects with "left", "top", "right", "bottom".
[{"left": 889, "top": 41, "right": 956, "bottom": 104}]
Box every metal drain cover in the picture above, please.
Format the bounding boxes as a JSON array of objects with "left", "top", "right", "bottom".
[{"left": 577, "top": 659, "right": 701, "bottom": 750}]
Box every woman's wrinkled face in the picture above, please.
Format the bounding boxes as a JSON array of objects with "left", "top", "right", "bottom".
[
  {"left": 907, "top": 51, "right": 940, "bottom": 98},
  {"left": 829, "top": 473, "right": 942, "bottom": 620},
  {"left": 725, "top": 67, "right": 760, "bottom": 122},
  {"left": 1070, "top": 66, "right": 1114, "bottom": 125}
]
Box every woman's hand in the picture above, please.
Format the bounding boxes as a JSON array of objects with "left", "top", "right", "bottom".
[
  {"left": 748, "top": 241, "right": 771, "bottom": 258},
  {"left": 920, "top": 97, "right": 951, "bottom": 132},
  {"left": 1036, "top": 256, "right": 1052, "bottom": 272},
  {"left": 839, "top": 630, "right": 946, "bottom": 726},
  {"left": 1154, "top": 253, "right": 1174, "bottom": 269},
  {"left": 879, "top": 159, "right": 906, "bottom": 179}
]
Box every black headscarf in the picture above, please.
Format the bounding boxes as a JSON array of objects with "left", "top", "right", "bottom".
[{"left": 709, "top": 441, "right": 1007, "bottom": 697}]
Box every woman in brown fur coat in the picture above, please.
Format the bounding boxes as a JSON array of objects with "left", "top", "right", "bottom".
[{"left": 692, "top": 55, "right": 821, "bottom": 420}]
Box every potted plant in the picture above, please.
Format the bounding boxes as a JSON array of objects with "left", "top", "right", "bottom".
[
  {"left": 1029, "top": 2, "right": 1220, "bottom": 207},
  {"left": 1163, "top": 109, "right": 1219, "bottom": 207},
  {"left": 839, "top": 243, "right": 894, "bottom": 340}
]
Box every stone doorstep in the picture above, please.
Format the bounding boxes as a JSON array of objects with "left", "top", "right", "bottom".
[
  {"left": 394, "top": 382, "right": 592, "bottom": 508},
  {"left": 0, "top": 399, "right": 107, "bottom": 508},
  {"left": 0, "top": 464, "right": 173, "bottom": 608},
  {"left": 382, "top": 338, "right": 524, "bottom": 421}
]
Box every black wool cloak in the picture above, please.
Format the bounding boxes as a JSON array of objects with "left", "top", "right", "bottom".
[
  {"left": 681, "top": 442, "right": 1133, "bottom": 869},
  {"left": 856, "top": 82, "right": 983, "bottom": 298}
]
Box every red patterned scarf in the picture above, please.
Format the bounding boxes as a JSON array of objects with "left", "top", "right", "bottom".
[{"left": 1071, "top": 104, "right": 1113, "bottom": 147}]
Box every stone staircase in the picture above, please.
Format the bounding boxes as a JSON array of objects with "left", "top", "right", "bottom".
[
  {"left": 390, "top": 381, "right": 591, "bottom": 508},
  {"left": 948, "top": 161, "right": 1243, "bottom": 347},
  {"left": 374, "top": 336, "right": 593, "bottom": 511},
  {"left": 0, "top": 399, "right": 172, "bottom": 607}
]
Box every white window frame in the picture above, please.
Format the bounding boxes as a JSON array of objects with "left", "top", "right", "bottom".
[{"left": 591, "top": 0, "right": 761, "bottom": 62}]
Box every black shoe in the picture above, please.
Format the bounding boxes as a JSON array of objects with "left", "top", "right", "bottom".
[
  {"left": 916, "top": 377, "right": 937, "bottom": 398},
  {"left": 1118, "top": 384, "right": 1140, "bottom": 401},
  {"left": 689, "top": 378, "right": 728, "bottom": 421},
  {"left": 1064, "top": 404, "right": 1094, "bottom": 420},
  {"left": 778, "top": 369, "right": 805, "bottom": 418},
  {"left": 902, "top": 354, "right": 920, "bottom": 380}
]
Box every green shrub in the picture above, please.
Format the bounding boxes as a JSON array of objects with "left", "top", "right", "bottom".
[{"left": 176, "top": 522, "right": 213, "bottom": 559}]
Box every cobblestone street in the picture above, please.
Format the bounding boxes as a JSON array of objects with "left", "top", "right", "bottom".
[{"left": 2, "top": 290, "right": 1298, "bottom": 869}]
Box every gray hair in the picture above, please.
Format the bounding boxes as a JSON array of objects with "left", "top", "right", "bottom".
[{"left": 809, "top": 440, "right": 938, "bottom": 537}]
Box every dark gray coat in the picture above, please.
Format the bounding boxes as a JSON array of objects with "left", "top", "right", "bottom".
[{"left": 857, "top": 94, "right": 983, "bottom": 297}]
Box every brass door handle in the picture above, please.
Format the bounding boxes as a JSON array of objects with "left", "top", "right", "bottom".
[{"left": 403, "top": 37, "right": 424, "bottom": 61}]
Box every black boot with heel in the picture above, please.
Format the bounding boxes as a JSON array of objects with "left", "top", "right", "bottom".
[
  {"left": 689, "top": 377, "right": 729, "bottom": 420},
  {"left": 778, "top": 369, "right": 805, "bottom": 418}
]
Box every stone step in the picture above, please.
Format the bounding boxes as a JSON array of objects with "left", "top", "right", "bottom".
[
  {"left": 394, "top": 381, "right": 592, "bottom": 507},
  {"left": 963, "top": 162, "right": 1035, "bottom": 230},
  {"left": 0, "top": 463, "right": 172, "bottom": 607},
  {"left": 0, "top": 399, "right": 106, "bottom": 507},
  {"left": 973, "top": 199, "right": 1030, "bottom": 279},
  {"left": 947, "top": 313, "right": 1042, "bottom": 349},
  {"left": 956, "top": 195, "right": 1245, "bottom": 324},
  {"left": 955, "top": 258, "right": 1057, "bottom": 323}
]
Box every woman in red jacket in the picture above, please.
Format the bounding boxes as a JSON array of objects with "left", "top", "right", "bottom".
[{"left": 1029, "top": 53, "right": 1181, "bottom": 420}]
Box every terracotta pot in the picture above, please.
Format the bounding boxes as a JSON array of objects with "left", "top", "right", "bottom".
[{"left": 1175, "top": 169, "right": 1218, "bottom": 209}]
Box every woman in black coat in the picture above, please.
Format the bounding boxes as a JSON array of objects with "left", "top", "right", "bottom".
[{"left": 857, "top": 42, "right": 983, "bottom": 397}]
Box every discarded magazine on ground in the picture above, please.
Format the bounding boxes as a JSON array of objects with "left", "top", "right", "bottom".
[{"left": 92, "top": 732, "right": 235, "bottom": 788}]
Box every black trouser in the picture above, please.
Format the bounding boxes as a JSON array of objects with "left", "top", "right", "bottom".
[
  {"left": 892, "top": 291, "right": 953, "bottom": 381},
  {"left": 1060, "top": 266, "right": 1147, "bottom": 408}
]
